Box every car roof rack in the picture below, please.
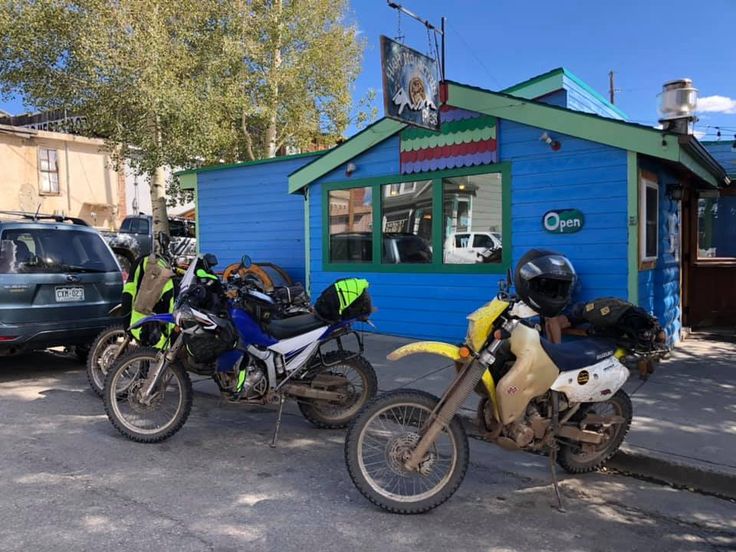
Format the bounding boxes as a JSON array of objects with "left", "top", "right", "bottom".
[{"left": 0, "top": 211, "right": 89, "bottom": 226}]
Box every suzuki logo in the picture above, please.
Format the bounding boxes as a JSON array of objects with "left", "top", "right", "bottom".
[{"left": 66, "top": 274, "right": 81, "bottom": 283}]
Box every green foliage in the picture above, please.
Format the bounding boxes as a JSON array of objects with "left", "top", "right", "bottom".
[{"left": 0, "top": 0, "right": 364, "bottom": 196}]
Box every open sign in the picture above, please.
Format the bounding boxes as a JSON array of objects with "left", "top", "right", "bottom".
[{"left": 542, "top": 209, "right": 585, "bottom": 234}]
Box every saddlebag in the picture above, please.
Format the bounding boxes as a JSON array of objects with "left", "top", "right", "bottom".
[
  {"left": 569, "top": 297, "right": 663, "bottom": 349},
  {"left": 314, "top": 278, "right": 372, "bottom": 323}
]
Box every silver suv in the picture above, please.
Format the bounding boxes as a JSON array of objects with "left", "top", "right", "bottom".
[{"left": 0, "top": 212, "right": 122, "bottom": 356}]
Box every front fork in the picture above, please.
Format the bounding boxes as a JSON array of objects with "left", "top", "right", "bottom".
[
  {"left": 139, "top": 335, "right": 183, "bottom": 403},
  {"left": 405, "top": 330, "right": 510, "bottom": 471}
]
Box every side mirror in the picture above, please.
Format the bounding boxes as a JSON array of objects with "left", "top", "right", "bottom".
[
  {"left": 241, "top": 255, "right": 252, "bottom": 269},
  {"left": 203, "top": 253, "right": 218, "bottom": 268}
]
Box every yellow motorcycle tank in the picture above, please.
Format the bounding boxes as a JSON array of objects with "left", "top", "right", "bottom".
[{"left": 495, "top": 324, "right": 560, "bottom": 425}]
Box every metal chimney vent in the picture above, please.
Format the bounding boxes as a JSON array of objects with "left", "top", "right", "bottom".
[{"left": 658, "top": 79, "right": 698, "bottom": 134}]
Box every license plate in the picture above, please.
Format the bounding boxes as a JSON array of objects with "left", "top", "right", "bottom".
[{"left": 55, "top": 286, "right": 85, "bottom": 302}]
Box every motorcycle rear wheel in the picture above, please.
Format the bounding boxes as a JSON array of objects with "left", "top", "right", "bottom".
[
  {"left": 103, "top": 348, "right": 192, "bottom": 443},
  {"left": 344, "top": 389, "right": 468, "bottom": 514},
  {"left": 87, "top": 323, "right": 129, "bottom": 397},
  {"left": 557, "top": 389, "right": 632, "bottom": 474},
  {"left": 297, "top": 352, "right": 377, "bottom": 429}
]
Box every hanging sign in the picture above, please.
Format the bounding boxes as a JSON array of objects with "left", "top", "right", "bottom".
[
  {"left": 542, "top": 209, "right": 585, "bottom": 234},
  {"left": 380, "top": 35, "right": 440, "bottom": 131}
]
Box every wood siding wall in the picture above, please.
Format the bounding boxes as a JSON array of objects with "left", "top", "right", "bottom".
[
  {"left": 638, "top": 162, "right": 682, "bottom": 343},
  {"left": 309, "top": 122, "right": 629, "bottom": 341},
  {"left": 197, "top": 155, "right": 320, "bottom": 283}
]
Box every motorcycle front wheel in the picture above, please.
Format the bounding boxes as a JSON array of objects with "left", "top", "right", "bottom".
[
  {"left": 103, "top": 347, "right": 192, "bottom": 443},
  {"left": 344, "top": 389, "right": 469, "bottom": 514}
]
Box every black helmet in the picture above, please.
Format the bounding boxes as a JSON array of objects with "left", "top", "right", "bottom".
[{"left": 514, "top": 249, "right": 577, "bottom": 318}]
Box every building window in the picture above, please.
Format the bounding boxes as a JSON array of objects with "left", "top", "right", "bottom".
[
  {"left": 328, "top": 187, "right": 373, "bottom": 262},
  {"left": 323, "top": 165, "right": 509, "bottom": 272},
  {"left": 38, "top": 148, "right": 60, "bottom": 194},
  {"left": 443, "top": 173, "right": 503, "bottom": 264},
  {"left": 381, "top": 180, "right": 433, "bottom": 263},
  {"left": 697, "top": 192, "right": 736, "bottom": 260},
  {"left": 639, "top": 172, "right": 659, "bottom": 267}
]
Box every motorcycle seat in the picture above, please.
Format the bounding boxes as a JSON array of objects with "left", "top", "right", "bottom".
[
  {"left": 268, "top": 313, "right": 326, "bottom": 340},
  {"left": 540, "top": 338, "right": 617, "bottom": 372}
]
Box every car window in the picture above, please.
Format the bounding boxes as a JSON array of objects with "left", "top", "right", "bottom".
[
  {"left": 169, "top": 220, "right": 186, "bottom": 237},
  {"left": 136, "top": 218, "right": 150, "bottom": 235},
  {"left": 393, "top": 235, "right": 432, "bottom": 263},
  {"left": 120, "top": 218, "right": 132, "bottom": 232},
  {"left": 454, "top": 234, "right": 470, "bottom": 248},
  {"left": 473, "top": 234, "right": 494, "bottom": 248},
  {"left": 0, "top": 228, "right": 118, "bottom": 273},
  {"left": 330, "top": 234, "right": 371, "bottom": 262}
]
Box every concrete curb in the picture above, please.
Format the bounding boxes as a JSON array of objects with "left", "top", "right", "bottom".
[
  {"left": 606, "top": 447, "right": 736, "bottom": 500},
  {"left": 457, "top": 411, "right": 736, "bottom": 500}
]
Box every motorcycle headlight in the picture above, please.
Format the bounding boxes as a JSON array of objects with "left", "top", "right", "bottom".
[{"left": 175, "top": 306, "right": 196, "bottom": 326}]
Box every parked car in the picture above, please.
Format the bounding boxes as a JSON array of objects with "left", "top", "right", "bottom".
[
  {"left": 444, "top": 231, "right": 502, "bottom": 264},
  {"left": 102, "top": 214, "right": 196, "bottom": 277},
  {"left": 330, "top": 232, "right": 433, "bottom": 264},
  {"left": 0, "top": 211, "right": 123, "bottom": 357}
]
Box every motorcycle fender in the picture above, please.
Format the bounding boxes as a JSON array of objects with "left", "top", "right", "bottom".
[
  {"left": 550, "top": 356, "right": 629, "bottom": 403},
  {"left": 387, "top": 341, "right": 463, "bottom": 362},
  {"left": 130, "top": 313, "right": 175, "bottom": 330}
]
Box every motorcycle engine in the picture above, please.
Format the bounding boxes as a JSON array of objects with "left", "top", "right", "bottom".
[{"left": 216, "top": 357, "right": 268, "bottom": 400}]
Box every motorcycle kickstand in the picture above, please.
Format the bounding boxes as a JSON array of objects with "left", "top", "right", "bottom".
[
  {"left": 269, "top": 394, "right": 286, "bottom": 448},
  {"left": 548, "top": 444, "right": 566, "bottom": 513}
]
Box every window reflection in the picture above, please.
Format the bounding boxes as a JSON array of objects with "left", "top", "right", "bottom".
[
  {"left": 329, "top": 187, "right": 373, "bottom": 262},
  {"left": 443, "top": 173, "right": 503, "bottom": 264},
  {"left": 381, "top": 180, "right": 432, "bottom": 263}
]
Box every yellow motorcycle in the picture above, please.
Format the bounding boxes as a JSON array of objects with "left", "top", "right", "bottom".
[{"left": 344, "top": 285, "right": 641, "bottom": 514}]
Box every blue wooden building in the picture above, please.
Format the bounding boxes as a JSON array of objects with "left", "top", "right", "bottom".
[{"left": 181, "top": 68, "right": 732, "bottom": 344}]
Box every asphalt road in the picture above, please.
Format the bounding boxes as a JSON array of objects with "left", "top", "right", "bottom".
[{"left": 1, "top": 352, "right": 734, "bottom": 552}]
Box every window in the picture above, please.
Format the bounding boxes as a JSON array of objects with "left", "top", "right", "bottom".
[
  {"left": 38, "top": 148, "right": 59, "bottom": 194},
  {"left": 0, "top": 228, "right": 117, "bottom": 274},
  {"left": 697, "top": 192, "right": 736, "bottom": 259},
  {"left": 323, "top": 165, "right": 509, "bottom": 272},
  {"left": 328, "top": 187, "right": 373, "bottom": 262},
  {"left": 443, "top": 173, "right": 503, "bottom": 264},
  {"left": 639, "top": 173, "right": 659, "bottom": 266},
  {"left": 381, "top": 180, "right": 432, "bottom": 263},
  {"left": 120, "top": 218, "right": 133, "bottom": 233}
]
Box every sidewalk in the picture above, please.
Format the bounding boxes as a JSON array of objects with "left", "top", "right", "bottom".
[{"left": 361, "top": 330, "right": 736, "bottom": 499}]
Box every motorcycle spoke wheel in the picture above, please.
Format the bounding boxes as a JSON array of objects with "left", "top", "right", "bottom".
[
  {"left": 87, "top": 325, "right": 127, "bottom": 397},
  {"left": 557, "top": 389, "right": 632, "bottom": 474},
  {"left": 298, "top": 353, "right": 377, "bottom": 429},
  {"left": 345, "top": 390, "right": 468, "bottom": 514},
  {"left": 103, "top": 348, "right": 192, "bottom": 443}
]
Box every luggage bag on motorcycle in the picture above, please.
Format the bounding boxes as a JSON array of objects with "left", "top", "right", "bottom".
[
  {"left": 569, "top": 297, "right": 662, "bottom": 348},
  {"left": 314, "top": 278, "right": 372, "bottom": 322}
]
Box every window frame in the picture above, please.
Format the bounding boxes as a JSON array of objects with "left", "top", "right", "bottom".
[
  {"left": 694, "top": 188, "right": 736, "bottom": 265},
  {"left": 639, "top": 170, "right": 659, "bottom": 269},
  {"left": 321, "top": 163, "right": 511, "bottom": 273},
  {"left": 38, "top": 147, "right": 60, "bottom": 195}
]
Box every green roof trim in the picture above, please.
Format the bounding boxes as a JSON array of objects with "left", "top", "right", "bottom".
[
  {"left": 502, "top": 67, "right": 627, "bottom": 120},
  {"left": 288, "top": 118, "right": 406, "bottom": 193},
  {"left": 285, "top": 81, "right": 727, "bottom": 193},
  {"left": 175, "top": 150, "right": 327, "bottom": 178},
  {"left": 178, "top": 171, "right": 197, "bottom": 191},
  {"left": 502, "top": 68, "right": 565, "bottom": 97}
]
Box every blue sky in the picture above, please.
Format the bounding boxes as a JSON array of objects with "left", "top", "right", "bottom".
[
  {"left": 347, "top": 0, "right": 736, "bottom": 141},
  {"left": 2, "top": 0, "right": 735, "bottom": 142}
]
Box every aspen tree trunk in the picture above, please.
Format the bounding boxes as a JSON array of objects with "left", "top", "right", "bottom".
[{"left": 265, "top": 0, "right": 282, "bottom": 158}]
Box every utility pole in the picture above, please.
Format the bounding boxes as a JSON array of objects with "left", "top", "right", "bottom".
[{"left": 609, "top": 70, "right": 616, "bottom": 105}]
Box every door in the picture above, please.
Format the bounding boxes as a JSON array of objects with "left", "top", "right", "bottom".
[{"left": 682, "top": 187, "right": 736, "bottom": 328}]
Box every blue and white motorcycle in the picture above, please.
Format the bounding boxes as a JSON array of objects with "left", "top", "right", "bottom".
[{"left": 103, "top": 254, "right": 377, "bottom": 444}]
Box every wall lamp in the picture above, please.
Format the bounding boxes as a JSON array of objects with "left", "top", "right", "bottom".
[
  {"left": 345, "top": 162, "right": 357, "bottom": 176},
  {"left": 666, "top": 183, "right": 684, "bottom": 201},
  {"left": 540, "top": 132, "right": 561, "bottom": 151}
]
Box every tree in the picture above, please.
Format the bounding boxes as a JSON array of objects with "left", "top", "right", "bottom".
[{"left": 0, "top": 0, "right": 363, "bottom": 231}]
